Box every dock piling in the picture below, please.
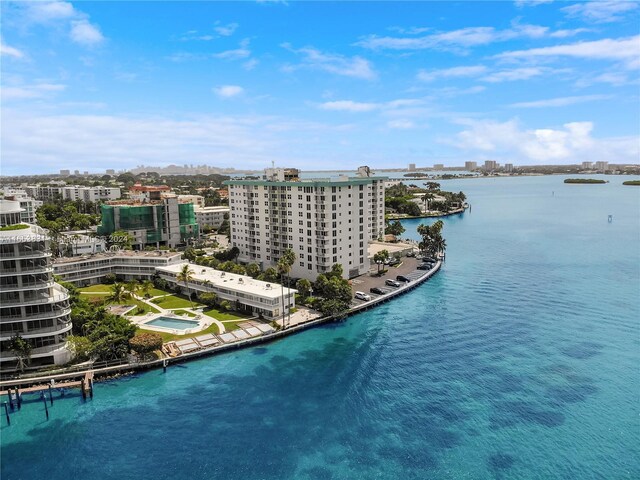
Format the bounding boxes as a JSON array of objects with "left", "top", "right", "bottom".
[
  {"left": 48, "top": 384, "right": 54, "bottom": 405},
  {"left": 42, "top": 395, "right": 49, "bottom": 420},
  {"left": 3, "top": 402, "right": 10, "bottom": 426},
  {"left": 7, "top": 388, "right": 14, "bottom": 411},
  {"left": 89, "top": 379, "right": 94, "bottom": 399},
  {"left": 16, "top": 388, "right": 21, "bottom": 410},
  {"left": 80, "top": 380, "right": 86, "bottom": 401}
]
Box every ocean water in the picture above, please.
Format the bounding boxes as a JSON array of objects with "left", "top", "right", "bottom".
[{"left": 2, "top": 175, "right": 639, "bottom": 479}]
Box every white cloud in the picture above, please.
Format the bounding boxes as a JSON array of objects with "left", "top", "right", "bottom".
[
  {"left": 515, "top": 0, "right": 554, "bottom": 7},
  {"left": 319, "top": 100, "right": 379, "bottom": 112},
  {"left": 562, "top": 1, "right": 639, "bottom": 23},
  {"left": 282, "top": 44, "right": 376, "bottom": 80},
  {"left": 481, "top": 67, "right": 546, "bottom": 82},
  {"left": 1, "top": 40, "right": 24, "bottom": 58},
  {"left": 448, "top": 118, "right": 639, "bottom": 163},
  {"left": 509, "top": 94, "right": 612, "bottom": 108},
  {"left": 243, "top": 58, "right": 259, "bottom": 70},
  {"left": 18, "top": 1, "right": 106, "bottom": 47},
  {"left": 214, "top": 22, "right": 239, "bottom": 36},
  {"left": 212, "top": 38, "right": 251, "bottom": 59},
  {"left": 25, "top": 1, "right": 76, "bottom": 23},
  {"left": 1, "top": 83, "right": 66, "bottom": 100},
  {"left": 549, "top": 28, "right": 591, "bottom": 38},
  {"left": 417, "top": 65, "right": 488, "bottom": 81},
  {"left": 387, "top": 119, "right": 415, "bottom": 129},
  {"left": 213, "top": 85, "right": 244, "bottom": 98},
  {"left": 70, "top": 19, "right": 105, "bottom": 46},
  {"left": 355, "top": 22, "right": 586, "bottom": 52},
  {"left": 0, "top": 109, "right": 359, "bottom": 174},
  {"left": 495, "top": 35, "right": 640, "bottom": 69}
]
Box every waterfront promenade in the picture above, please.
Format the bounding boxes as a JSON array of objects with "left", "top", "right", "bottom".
[{"left": 0, "top": 259, "right": 442, "bottom": 388}]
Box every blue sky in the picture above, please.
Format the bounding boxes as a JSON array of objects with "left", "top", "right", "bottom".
[{"left": 1, "top": 1, "right": 639, "bottom": 174}]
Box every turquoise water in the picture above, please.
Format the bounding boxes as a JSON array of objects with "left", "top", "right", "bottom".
[
  {"left": 2, "top": 175, "right": 639, "bottom": 479},
  {"left": 145, "top": 316, "right": 199, "bottom": 330}
]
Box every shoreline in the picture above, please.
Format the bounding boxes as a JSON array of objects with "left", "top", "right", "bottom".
[
  {"left": 387, "top": 206, "right": 467, "bottom": 221},
  {"left": 0, "top": 260, "right": 443, "bottom": 389}
]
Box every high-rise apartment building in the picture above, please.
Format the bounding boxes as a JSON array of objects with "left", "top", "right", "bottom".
[
  {"left": 465, "top": 161, "right": 477, "bottom": 171},
  {"left": 484, "top": 160, "right": 498, "bottom": 171},
  {"left": 504, "top": 163, "right": 514, "bottom": 173},
  {"left": 225, "top": 167, "right": 386, "bottom": 281},
  {"left": 595, "top": 161, "right": 609, "bottom": 172},
  {"left": 0, "top": 202, "right": 72, "bottom": 370}
]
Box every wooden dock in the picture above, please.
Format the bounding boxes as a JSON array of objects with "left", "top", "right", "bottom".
[{"left": 1, "top": 371, "right": 94, "bottom": 397}]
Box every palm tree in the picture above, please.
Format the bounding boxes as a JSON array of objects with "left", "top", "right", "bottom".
[
  {"left": 139, "top": 279, "right": 154, "bottom": 298},
  {"left": 108, "top": 283, "right": 131, "bottom": 304},
  {"left": 277, "top": 248, "right": 296, "bottom": 327},
  {"left": 125, "top": 280, "right": 139, "bottom": 298},
  {"left": 422, "top": 193, "right": 435, "bottom": 212},
  {"left": 177, "top": 264, "right": 195, "bottom": 308}
]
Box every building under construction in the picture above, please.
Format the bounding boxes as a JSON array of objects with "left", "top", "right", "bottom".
[{"left": 97, "top": 196, "right": 199, "bottom": 249}]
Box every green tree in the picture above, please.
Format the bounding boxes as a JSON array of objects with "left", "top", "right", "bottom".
[
  {"left": 108, "top": 283, "right": 131, "bottom": 303},
  {"left": 373, "top": 250, "right": 390, "bottom": 274},
  {"left": 258, "top": 267, "right": 279, "bottom": 283},
  {"left": 8, "top": 335, "right": 32, "bottom": 372},
  {"left": 176, "top": 264, "right": 195, "bottom": 308},
  {"left": 199, "top": 292, "right": 218, "bottom": 307},
  {"left": 277, "top": 248, "right": 296, "bottom": 327},
  {"left": 417, "top": 220, "right": 446, "bottom": 257},
  {"left": 385, "top": 220, "right": 405, "bottom": 237},
  {"left": 295, "top": 278, "right": 312, "bottom": 298},
  {"left": 110, "top": 230, "right": 134, "bottom": 250},
  {"left": 139, "top": 280, "right": 154, "bottom": 298},
  {"left": 67, "top": 335, "right": 93, "bottom": 361},
  {"left": 129, "top": 333, "right": 163, "bottom": 360},
  {"left": 245, "top": 263, "right": 261, "bottom": 278},
  {"left": 219, "top": 300, "right": 231, "bottom": 312}
]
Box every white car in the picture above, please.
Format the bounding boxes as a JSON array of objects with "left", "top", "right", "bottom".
[{"left": 354, "top": 291, "right": 371, "bottom": 301}]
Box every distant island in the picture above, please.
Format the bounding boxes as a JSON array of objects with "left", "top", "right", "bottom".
[
  {"left": 622, "top": 180, "right": 640, "bottom": 186},
  {"left": 564, "top": 178, "right": 607, "bottom": 184}
]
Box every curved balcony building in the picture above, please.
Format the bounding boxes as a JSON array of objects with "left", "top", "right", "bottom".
[{"left": 0, "top": 223, "right": 72, "bottom": 371}]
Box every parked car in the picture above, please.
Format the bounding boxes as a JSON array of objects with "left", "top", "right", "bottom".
[
  {"left": 387, "top": 257, "right": 400, "bottom": 266},
  {"left": 370, "top": 287, "right": 385, "bottom": 295},
  {"left": 385, "top": 279, "right": 401, "bottom": 287},
  {"left": 406, "top": 251, "right": 416, "bottom": 257},
  {"left": 396, "top": 275, "right": 411, "bottom": 283},
  {"left": 354, "top": 291, "right": 371, "bottom": 301},
  {"left": 423, "top": 257, "right": 437, "bottom": 263},
  {"left": 417, "top": 263, "right": 431, "bottom": 270}
]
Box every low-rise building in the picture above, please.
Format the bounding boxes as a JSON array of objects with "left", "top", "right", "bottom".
[
  {"left": 53, "top": 250, "right": 183, "bottom": 286},
  {"left": 156, "top": 262, "right": 296, "bottom": 320},
  {"left": 127, "top": 183, "right": 172, "bottom": 202},
  {"left": 194, "top": 206, "right": 229, "bottom": 229},
  {"left": 58, "top": 232, "right": 106, "bottom": 257},
  {"left": 176, "top": 194, "right": 205, "bottom": 208}
]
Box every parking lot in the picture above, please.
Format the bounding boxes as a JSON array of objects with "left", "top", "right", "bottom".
[{"left": 349, "top": 256, "right": 429, "bottom": 306}]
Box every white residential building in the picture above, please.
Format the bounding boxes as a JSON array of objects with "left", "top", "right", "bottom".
[
  {"left": 465, "top": 161, "right": 477, "bottom": 171},
  {"left": 484, "top": 160, "right": 498, "bottom": 171},
  {"left": 1, "top": 189, "right": 42, "bottom": 224},
  {"left": 225, "top": 166, "right": 386, "bottom": 281},
  {"left": 504, "top": 163, "right": 514, "bottom": 173},
  {"left": 24, "top": 185, "right": 121, "bottom": 203},
  {"left": 58, "top": 232, "right": 107, "bottom": 257},
  {"left": 156, "top": 262, "right": 296, "bottom": 320},
  {"left": 581, "top": 162, "right": 593, "bottom": 170},
  {"left": 595, "top": 161, "right": 609, "bottom": 172},
  {"left": 1, "top": 223, "right": 72, "bottom": 370},
  {"left": 194, "top": 206, "right": 229, "bottom": 229},
  {"left": 53, "top": 250, "right": 183, "bottom": 286}
]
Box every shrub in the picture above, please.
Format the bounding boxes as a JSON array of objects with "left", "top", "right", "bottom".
[{"left": 129, "top": 333, "right": 163, "bottom": 360}]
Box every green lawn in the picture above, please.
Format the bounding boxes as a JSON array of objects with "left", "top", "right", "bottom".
[
  {"left": 137, "top": 322, "right": 220, "bottom": 343},
  {"left": 203, "top": 307, "right": 250, "bottom": 321},
  {"left": 78, "top": 284, "right": 114, "bottom": 293},
  {"left": 152, "top": 294, "right": 204, "bottom": 309},
  {"left": 218, "top": 320, "right": 246, "bottom": 332},
  {"left": 172, "top": 309, "right": 196, "bottom": 318},
  {"left": 146, "top": 287, "right": 174, "bottom": 297},
  {"left": 80, "top": 294, "right": 160, "bottom": 315}
]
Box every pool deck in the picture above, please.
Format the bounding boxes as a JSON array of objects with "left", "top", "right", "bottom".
[{"left": 0, "top": 258, "right": 443, "bottom": 388}]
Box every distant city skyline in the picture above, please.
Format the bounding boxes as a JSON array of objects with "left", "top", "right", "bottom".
[{"left": 1, "top": 1, "right": 639, "bottom": 175}]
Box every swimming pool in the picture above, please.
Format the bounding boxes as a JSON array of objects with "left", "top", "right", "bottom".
[{"left": 145, "top": 316, "right": 200, "bottom": 331}]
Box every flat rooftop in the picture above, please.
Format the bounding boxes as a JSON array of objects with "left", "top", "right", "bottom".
[
  {"left": 54, "top": 249, "right": 182, "bottom": 264},
  {"left": 157, "top": 262, "right": 296, "bottom": 299}
]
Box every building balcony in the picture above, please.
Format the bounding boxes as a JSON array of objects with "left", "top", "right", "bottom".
[
  {"left": 0, "top": 306, "right": 71, "bottom": 323},
  {"left": 0, "top": 320, "right": 72, "bottom": 342}
]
